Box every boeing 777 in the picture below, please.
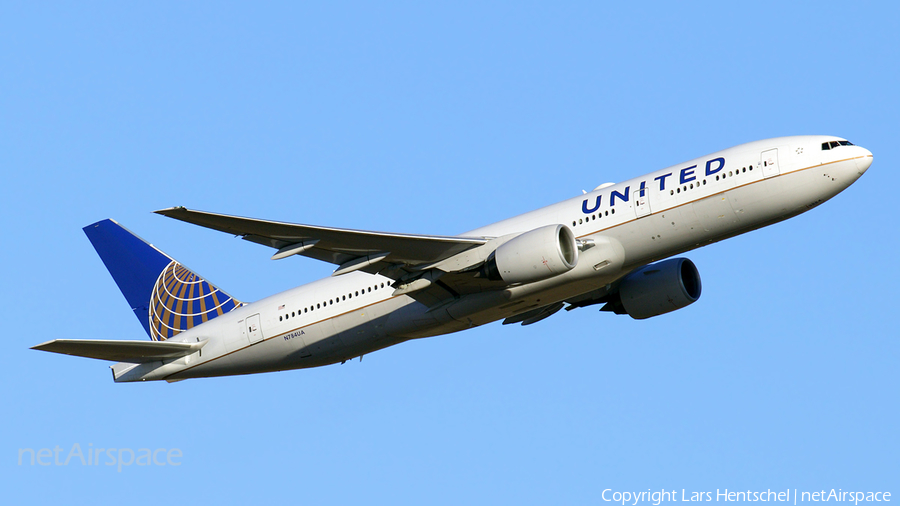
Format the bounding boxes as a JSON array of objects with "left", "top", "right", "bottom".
[{"left": 33, "top": 136, "right": 872, "bottom": 382}]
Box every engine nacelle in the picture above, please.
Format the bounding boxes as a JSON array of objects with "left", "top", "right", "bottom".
[
  {"left": 606, "top": 258, "right": 702, "bottom": 319},
  {"left": 483, "top": 224, "right": 578, "bottom": 284}
]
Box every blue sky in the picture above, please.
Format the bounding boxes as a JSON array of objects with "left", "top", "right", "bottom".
[{"left": 3, "top": 2, "right": 897, "bottom": 504}]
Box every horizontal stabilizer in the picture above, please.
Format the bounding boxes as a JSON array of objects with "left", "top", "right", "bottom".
[{"left": 32, "top": 339, "right": 207, "bottom": 363}]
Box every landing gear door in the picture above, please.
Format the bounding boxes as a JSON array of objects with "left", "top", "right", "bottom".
[
  {"left": 761, "top": 148, "right": 779, "bottom": 178},
  {"left": 246, "top": 314, "right": 263, "bottom": 344}
]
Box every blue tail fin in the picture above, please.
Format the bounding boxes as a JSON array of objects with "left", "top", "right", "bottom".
[{"left": 83, "top": 219, "right": 242, "bottom": 341}]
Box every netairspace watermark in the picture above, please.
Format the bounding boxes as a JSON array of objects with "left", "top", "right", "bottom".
[
  {"left": 601, "top": 490, "right": 891, "bottom": 506},
  {"left": 18, "top": 444, "right": 182, "bottom": 472}
]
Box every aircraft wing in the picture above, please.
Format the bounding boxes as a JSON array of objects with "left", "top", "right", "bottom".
[
  {"left": 32, "top": 339, "right": 207, "bottom": 363},
  {"left": 155, "top": 207, "right": 510, "bottom": 307},
  {"left": 155, "top": 207, "right": 489, "bottom": 269}
]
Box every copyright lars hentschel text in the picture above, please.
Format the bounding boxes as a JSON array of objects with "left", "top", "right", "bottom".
[{"left": 602, "top": 489, "right": 891, "bottom": 506}]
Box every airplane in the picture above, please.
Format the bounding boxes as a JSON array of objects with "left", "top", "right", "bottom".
[{"left": 33, "top": 135, "right": 872, "bottom": 382}]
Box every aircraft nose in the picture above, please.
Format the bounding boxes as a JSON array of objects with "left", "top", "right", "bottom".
[{"left": 855, "top": 147, "right": 873, "bottom": 174}]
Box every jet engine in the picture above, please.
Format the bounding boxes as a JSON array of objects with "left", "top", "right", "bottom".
[
  {"left": 603, "top": 258, "right": 702, "bottom": 319},
  {"left": 482, "top": 224, "right": 578, "bottom": 284}
]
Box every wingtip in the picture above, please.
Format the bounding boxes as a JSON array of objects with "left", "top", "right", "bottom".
[
  {"left": 154, "top": 206, "right": 187, "bottom": 216},
  {"left": 31, "top": 340, "right": 56, "bottom": 351}
]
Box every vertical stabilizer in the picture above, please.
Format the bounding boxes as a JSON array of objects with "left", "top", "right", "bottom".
[{"left": 83, "top": 219, "right": 242, "bottom": 340}]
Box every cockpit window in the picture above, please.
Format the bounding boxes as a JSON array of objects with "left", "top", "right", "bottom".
[{"left": 822, "top": 140, "right": 854, "bottom": 150}]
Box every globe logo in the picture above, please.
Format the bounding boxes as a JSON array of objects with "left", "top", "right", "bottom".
[{"left": 148, "top": 261, "right": 241, "bottom": 341}]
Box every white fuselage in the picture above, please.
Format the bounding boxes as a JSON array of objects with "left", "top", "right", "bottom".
[{"left": 113, "top": 135, "right": 872, "bottom": 382}]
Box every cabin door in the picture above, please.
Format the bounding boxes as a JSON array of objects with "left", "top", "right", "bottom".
[
  {"left": 761, "top": 148, "right": 780, "bottom": 178},
  {"left": 246, "top": 314, "right": 263, "bottom": 344},
  {"left": 633, "top": 185, "right": 651, "bottom": 218}
]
